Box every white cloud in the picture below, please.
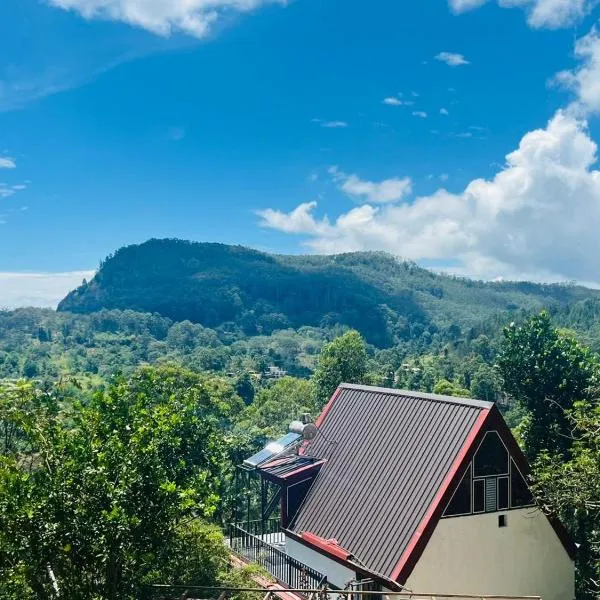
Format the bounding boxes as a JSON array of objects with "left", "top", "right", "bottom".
[
  {"left": 554, "top": 28, "right": 600, "bottom": 115},
  {"left": 435, "top": 52, "right": 470, "bottom": 66},
  {"left": 382, "top": 97, "right": 414, "bottom": 106},
  {"left": 257, "top": 201, "right": 330, "bottom": 235},
  {"left": 448, "top": 0, "right": 598, "bottom": 28},
  {"left": 412, "top": 111, "right": 428, "bottom": 118},
  {"left": 449, "top": 0, "right": 488, "bottom": 10},
  {"left": 0, "top": 271, "right": 95, "bottom": 309},
  {"left": 312, "top": 119, "right": 348, "bottom": 128},
  {"left": 258, "top": 111, "right": 600, "bottom": 284},
  {"left": 328, "top": 166, "right": 413, "bottom": 204},
  {"left": 0, "top": 157, "right": 16, "bottom": 169},
  {"left": 48, "top": 0, "right": 286, "bottom": 38},
  {"left": 440, "top": 108, "right": 449, "bottom": 115}
]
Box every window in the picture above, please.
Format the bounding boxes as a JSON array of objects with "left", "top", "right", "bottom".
[
  {"left": 442, "top": 431, "right": 536, "bottom": 519},
  {"left": 444, "top": 465, "right": 471, "bottom": 516},
  {"left": 485, "top": 478, "right": 497, "bottom": 512},
  {"left": 498, "top": 514, "right": 507, "bottom": 528},
  {"left": 473, "top": 432, "right": 509, "bottom": 477},
  {"left": 497, "top": 476, "right": 509, "bottom": 510},
  {"left": 510, "top": 460, "right": 534, "bottom": 508},
  {"left": 473, "top": 479, "right": 485, "bottom": 513}
]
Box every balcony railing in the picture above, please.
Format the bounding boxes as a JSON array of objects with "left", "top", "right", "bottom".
[
  {"left": 235, "top": 518, "right": 285, "bottom": 545},
  {"left": 230, "top": 523, "right": 327, "bottom": 590}
]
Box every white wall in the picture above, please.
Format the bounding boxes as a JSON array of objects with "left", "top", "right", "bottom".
[
  {"left": 404, "top": 508, "right": 574, "bottom": 600},
  {"left": 285, "top": 535, "right": 356, "bottom": 589}
]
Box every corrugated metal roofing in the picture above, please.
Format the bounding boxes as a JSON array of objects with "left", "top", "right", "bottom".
[
  {"left": 290, "top": 383, "right": 492, "bottom": 579},
  {"left": 259, "top": 455, "right": 320, "bottom": 478}
]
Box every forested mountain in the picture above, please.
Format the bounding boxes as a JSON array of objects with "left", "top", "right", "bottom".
[{"left": 58, "top": 238, "right": 600, "bottom": 348}]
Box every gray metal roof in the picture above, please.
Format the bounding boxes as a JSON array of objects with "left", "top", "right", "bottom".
[
  {"left": 290, "top": 383, "right": 490, "bottom": 579},
  {"left": 259, "top": 455, "right": 320, "bottom": 478}
]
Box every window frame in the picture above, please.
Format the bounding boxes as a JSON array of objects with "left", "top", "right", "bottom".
[
  {"left": 497, "top": 475, "right": 509, "bottom": 511},
  {"left": 473, "top": 479, "right": 485, "bottom": 514},
  {"left": 443, "top": 464, "right": 473, "bottom": 517},
  {"left": 473, "top": 431, "right": 510, "bottom": 478},
  {"left": 443, "top": 429, "right": 536, "bottom": 518}
]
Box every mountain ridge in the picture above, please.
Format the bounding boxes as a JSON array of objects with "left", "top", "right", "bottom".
[{"left": 58, "top": 238, "right": 600, "bottom": 347}]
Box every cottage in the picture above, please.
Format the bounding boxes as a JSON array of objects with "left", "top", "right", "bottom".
[{"left": 232, "top": 383, "right": 575, "bottom": 599}]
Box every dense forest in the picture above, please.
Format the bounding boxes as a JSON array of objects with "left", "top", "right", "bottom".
[
  {"left": 2, "top": 238, "right": 600, "bottom": 598},
  {"left": 3, "top": 239, "right": 600, "bottom": 403},
  {"left": 58, "top": 239, "right": 600, "bottom": 348}
]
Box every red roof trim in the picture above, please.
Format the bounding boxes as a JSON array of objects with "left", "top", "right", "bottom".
[
  {"left": 301, "top": 531, "right": 353, "bottom": 561},
  {"left": 298, "top": 386, "right": 342, "bottom": 456},
  {"left": 315, "top": 386, "right": 341, "bottom": 427},
  {"left": 284, "top": 529, "right": 403, "bottom": 591},
  {"left": 391, "top": 407, "right": 492, "bottom": 582}
]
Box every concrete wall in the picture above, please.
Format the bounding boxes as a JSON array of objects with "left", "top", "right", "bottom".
[
  {"left": 285, "top": 535, "right": 356, "bottom": 589},
  {"left": 404, "top": 508, "right": 574, "bottom": 600}
]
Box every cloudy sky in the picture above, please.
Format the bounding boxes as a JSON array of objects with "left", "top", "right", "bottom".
[{"left": 1, "top": 0, "right": 600, "bottom": 307}]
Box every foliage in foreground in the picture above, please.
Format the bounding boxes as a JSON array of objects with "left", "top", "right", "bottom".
[
  {"left": 0, "top": 367, "right": 244, "bottom": 600},
  {"left": 533, "top": 401, "right": 600, "bottom": 599},
  {"left": 499, "top": 313, "right": 600, "bottom": 599},
  {"left": 499, "top": 311, "right": 598, "bottom": 460}
]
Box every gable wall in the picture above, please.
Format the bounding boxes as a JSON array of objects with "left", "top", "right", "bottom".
[{"left": 403, "top": 508, "right": 574, "bottom": 600}]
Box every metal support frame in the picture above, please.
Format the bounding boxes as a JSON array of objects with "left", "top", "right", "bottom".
[{"left": 235, "top": 465, "right": 282, "bottom": 537}]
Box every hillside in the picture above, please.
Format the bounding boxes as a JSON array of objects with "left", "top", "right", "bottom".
[{"left": 58, "top": 239, "right": 600, "bottom": 348}]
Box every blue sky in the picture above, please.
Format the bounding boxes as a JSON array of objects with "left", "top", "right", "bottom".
[{"left": 1, "top": 0, "right": 600, "bottom": 306}]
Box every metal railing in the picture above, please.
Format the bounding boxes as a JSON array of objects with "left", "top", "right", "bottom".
[
  {"left": 230, "top": 523, "right": 327, "bottom": 590},
  {"left": 142, "top": 585, "right": 542, "bottom": 600},
  {"left": 235, "top": 518, "right": 285, "bottom": 544}
]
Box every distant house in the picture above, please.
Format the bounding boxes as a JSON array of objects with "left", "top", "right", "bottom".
[
  {"left": 264, "top": 366, "right": 287, "bottom": 379},
  {"left": 231, "top": 383, "right": 575, "bottom": 600}
]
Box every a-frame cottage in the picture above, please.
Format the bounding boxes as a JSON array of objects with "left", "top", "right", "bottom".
[{"left": 231, "top": 383, "right": 575, "bottom": 599}]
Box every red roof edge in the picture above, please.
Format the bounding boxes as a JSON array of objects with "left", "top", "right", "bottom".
[
  {"left": 298, "top": 386, "right": 342, "bottom": 456},
  {"left": 301, "top": 531, "right": 353, "bottom": 561},
  {"left": 315, "top": 386, "right": 342, "bottom": 427},
  {"left": 391, "top": 406, "right": 492, "bottom": 583}
]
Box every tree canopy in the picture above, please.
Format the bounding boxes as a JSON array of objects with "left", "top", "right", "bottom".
[
  {"left": 312, "top": 330, "right": 368, "bottom": 404},
  {"left": 0, "top": 367, "right": 244, "bottom": 599},
  {"left": 498, "top": 312, "right": 598, "bottom": 459}
]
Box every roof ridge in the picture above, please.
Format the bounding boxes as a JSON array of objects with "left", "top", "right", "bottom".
[{"left": 338, "top": 383, "right": 493, "bottom": 410}]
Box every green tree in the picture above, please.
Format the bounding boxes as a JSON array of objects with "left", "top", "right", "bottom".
[
  {"left": 236, "top": 377, "right": 316, "bottom": 439},
  {"left": 235, "top": 372, "right": 255, "bottom": 405},
  {"left": 533, "top": 400, "right": 600, "bottom": 599},
  {"left": 312, "top": 331, "right": 367, "bottom": 404},
  {"left": 433, "top": 378, "right": 470, "bottom": 397},
  {"left": 0, "top": 367, "right": 237, "bottom": 600},
  {"left": 470, "top": 364, "right": 501, "bottom": 402},
  {"left": 498, "top": 312, "right": 598, "bottom": 459}
]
